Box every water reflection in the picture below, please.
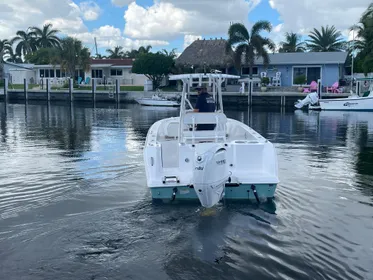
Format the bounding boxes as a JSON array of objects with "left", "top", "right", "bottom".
[{"left": 0, "top": 102, "right": 372, "bottom": 280}]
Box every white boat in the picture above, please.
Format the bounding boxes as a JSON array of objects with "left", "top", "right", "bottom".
[
  {"left": 136, "top": 93, "right": 180, "bottom": 107},
  {"left": 143, "top": 73, "right": 279, "bottom": 208},
  {"left": 295, "top": 78, "right": 373, "bottom": 111},
  {"left": 318, "top": 94, "right": 373, "bottom": 111}
]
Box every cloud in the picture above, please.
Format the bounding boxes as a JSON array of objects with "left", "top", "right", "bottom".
[
  {"left": 183, "top": 34, "right": 202, "bottom": 49},
  {"left": 79, "top": 1, "right": 102, "bottom": 21},
  {"left": 0, "top": 0, "right": 88, "bottom": 39},
  {"left": 269, "top": 0, "right": 370, "bottom": 37},
  {"left": 72, "top": 25, "right": 169, "bottom": 52},
  {"left": 123, "top": 0, "right": 261, "bottom": 40},
  {"left": 111, "top": 0, "right": 134, "bottom": 7}
]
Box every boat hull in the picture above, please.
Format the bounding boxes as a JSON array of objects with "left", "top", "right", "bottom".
[
  {"left": 136, "top": 98, "right": 180, "bottom": 107},
  {"left": 150, "top": 184, "right": 277, "bottom": 202},
  {"left": 319, "top": 96, "right": 373, "bottom": 111}
]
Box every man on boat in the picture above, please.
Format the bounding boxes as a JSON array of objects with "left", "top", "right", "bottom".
[{"left": 193, "top": 85, "right": 216, "bottom": 130}]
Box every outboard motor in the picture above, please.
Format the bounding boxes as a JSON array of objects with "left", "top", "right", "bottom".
[
  {"left": 295, "top": 92, "right": 319, "bottom": 109},
  {"left": 193, "top": 144, "right": 229, "bottom": 208}
]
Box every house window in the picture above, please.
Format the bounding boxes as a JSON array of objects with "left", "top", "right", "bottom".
[
  {"left": 293, "top": 66, "right": 321, "bottom": 85},
  {"left": 56, "top": 69, "right": 66, "bottom": 78},
  {"left": 242, "top": 67, "right": 258, "bottom": 75},
  {"left": 110, "top": 69, "right": 123, "bottom": 76},
  {"left": 91, "top": 69, "right": 103, "bottom": 78},
  {"left": 39, "top": 69, "right": 55, "bottom": 78}
]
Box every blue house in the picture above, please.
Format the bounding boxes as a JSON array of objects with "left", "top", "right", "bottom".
[
  {"left": 176, "top": 38, "right": 348, "bottom": 88},
  {"left": 244, "top": 52, "right": 348, "bottom": 87}
]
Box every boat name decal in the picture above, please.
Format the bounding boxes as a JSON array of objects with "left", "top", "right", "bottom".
[
  {"left": 195, "top": 166, "right": 204, "bottom": 171},
  {"left": 216, "top": 159, "right": 226, "bottom": 165},
  {"left": 343, "top": 102, "right": 358, "bottom": 107}
]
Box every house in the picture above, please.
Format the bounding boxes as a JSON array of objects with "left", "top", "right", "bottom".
[
  {"left": 33, "top": 58, "right": 147, "bottom": 86},
  {"left": 2, "top": 58, "right": 147, "bottom": 87},
  {"left": 2, "top": 62, "right": 36, "bottom": 84},
  {"left": 176, "top": 38, "right": 349, "bottom": 87}
]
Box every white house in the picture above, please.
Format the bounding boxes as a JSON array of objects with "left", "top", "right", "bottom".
[
  {"left": 2, "top": 62, "right": 36, "bottom": 84},
  {"left": 2, "top": 58, "right": 148, "bottom": 87}
]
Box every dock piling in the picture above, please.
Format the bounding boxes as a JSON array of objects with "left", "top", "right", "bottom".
[
  {"left": 46, "top": 79, "right": 50, "bottom": 101},
  {"left": 92, "top": 79, "right": 96, "bottom": 104},
  {"left": 115, "top": 79, "right": 120, "bottom": 104},
  {"left": 24, "top": 78, "right": 28, "bottom": 102},
  {"left": 69, "top": 78, "right": 73, "bottom": 102},
  {"left": 3, "top": 78, "right": 8, "bottom": 103}
]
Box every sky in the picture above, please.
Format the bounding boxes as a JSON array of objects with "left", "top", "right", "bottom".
[{"left": 0, "top": 0, "right": 371, "bottom": 56}]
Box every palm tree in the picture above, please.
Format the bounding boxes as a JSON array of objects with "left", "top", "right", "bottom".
[
  {"left": 59, "top": 37, "right": 90, "bottom": 78},
  {"left": 124, "top": 49, "right": 139, "bottom": 58},
  {"left": 279, "top": 32, "right": 306, "bottom": 52},
  {"left": 138, "top": 45, "right": 152, "bottom": 54},
  {"left": 4, "top": 48, "right": 23, "bottom": 63},
  {"left": 0, "top": 39, "right": 12, "bottom": 62},
  {"left": 307, "top": 25, "right": 345, "bottom": 52},
  {"left": 226, "top": 21, "right": 275, "bottom": 78},
  {"left": 94, "top": 54, "right": 107, "bottom": 59},
  {"left": 31, "top": 23, "right": 61, "bottom": 49},
  {"left": 11, "top": 28, "right": 38, "bottom": 57},
  {"left": 106, "top": 46, "right": 124, "bottom": 58},
  {"left": 161, "top": 48, "right": 177, "bottom": 58},
  {"left": 352, "top": 3, "right": 373, "bottom": 74}
]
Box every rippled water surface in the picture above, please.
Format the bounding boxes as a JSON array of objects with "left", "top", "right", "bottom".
[{"left": 0, "top": 102, "right": 372, "bottom": 280}]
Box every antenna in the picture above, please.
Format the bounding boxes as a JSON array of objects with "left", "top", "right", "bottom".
[{"left": 94, "top": 37, "right": 98, "bottom": 57}]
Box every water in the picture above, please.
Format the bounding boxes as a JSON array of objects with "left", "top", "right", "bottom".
[{"left": 0, "top": 102, "right": 372, "bottom": 280}]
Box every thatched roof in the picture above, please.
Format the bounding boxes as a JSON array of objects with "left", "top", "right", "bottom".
[{"left": 176, "top": 38, "right": 234, "bottom": 68}]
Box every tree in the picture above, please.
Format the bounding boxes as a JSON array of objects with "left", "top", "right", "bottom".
[
  {"left": 279, "top": 32, "right": 306, "bottom": 53},
  {"left": 226, "top": 21, "right": 275, "bottom": 78},
  {"left": 0, "top": 39, "right": 12, "bottom": 62},
  {"left": 307, "top": 25, "right": 345, "bottom": 52},
  {"left": 11, "top": 28, "right": 38, "bottom": 57},
  {"left": 161, "top": 48, "right": 177, "bottom": 59},
  {"left": 106, "top": 46, "right": 124, "bottom": 58},
  {"left": 132, "top": 52, "right": 174, "bottom": 89},
  {"left": 4, "top": 48, "right": 23, "bottom": 63},
  {"left": 25, "top": 48, "right": 60, "bottom": 65},
  {"left": 31, "top": 23, "right": 61, "bottom": 49},
  {"left": 351, "top": 4, "right": 373, "bottom": 74},
  {"left": 59, "top": 37, "right": 90, "bottom": 78},
  {"left": 124, "top": 45, "right": 152, "bottom": 58},
  {"left": 138, "top": 45, "right": 152, "bottom": 54}
]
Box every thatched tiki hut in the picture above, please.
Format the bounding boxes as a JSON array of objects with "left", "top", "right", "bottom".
[{"left": 176, "top": 38, "right": 237, "bottom": 79}]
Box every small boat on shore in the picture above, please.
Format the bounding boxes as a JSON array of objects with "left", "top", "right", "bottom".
[
  {"left": 143, "top": 73, "right": 279, "bottom": 208},
  {"left": 136, "top": 93, "right": 180, "bottom": 107}
]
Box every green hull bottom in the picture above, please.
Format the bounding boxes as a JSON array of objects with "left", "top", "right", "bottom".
[{"left": 150, "top": 184, "right": 277, "bottom": 202}]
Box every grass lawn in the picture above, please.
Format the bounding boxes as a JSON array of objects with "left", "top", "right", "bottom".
[
  {"left": 9, "top": 84, "right": 39, "bottom": 90},
  {"left": 158, "top": 85, "right": 178, "bottom": 92},
  {"left": 51, "top": 85, "right": 145, "bottom": 91}
]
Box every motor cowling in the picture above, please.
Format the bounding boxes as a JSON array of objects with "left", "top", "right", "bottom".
[
  {"left": 295, "top": 92, "right": 319, "bottom": 109},
  {"left": 193, "top": 144, "right": 229, "bottom": 208}
]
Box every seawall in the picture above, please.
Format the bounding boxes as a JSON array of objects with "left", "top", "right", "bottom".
[{"left": 0, "top": 89, "right": 349, "bottom": 107}]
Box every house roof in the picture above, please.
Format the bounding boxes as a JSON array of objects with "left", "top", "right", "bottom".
[
  {"left": 4, "top": 62, "right": 34, "bottom": 70},
  {"left": 176, "top": 39, "right": 348, "bottom": 67},
  {"left": 253, "top": 52, "right": 348, "bottom": 65},
  {"left": 176, "top": 38, "right": 234, "bottom": 67},
  {"left": 90, "top": 58, "right": 134, "bottom": 66}
]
